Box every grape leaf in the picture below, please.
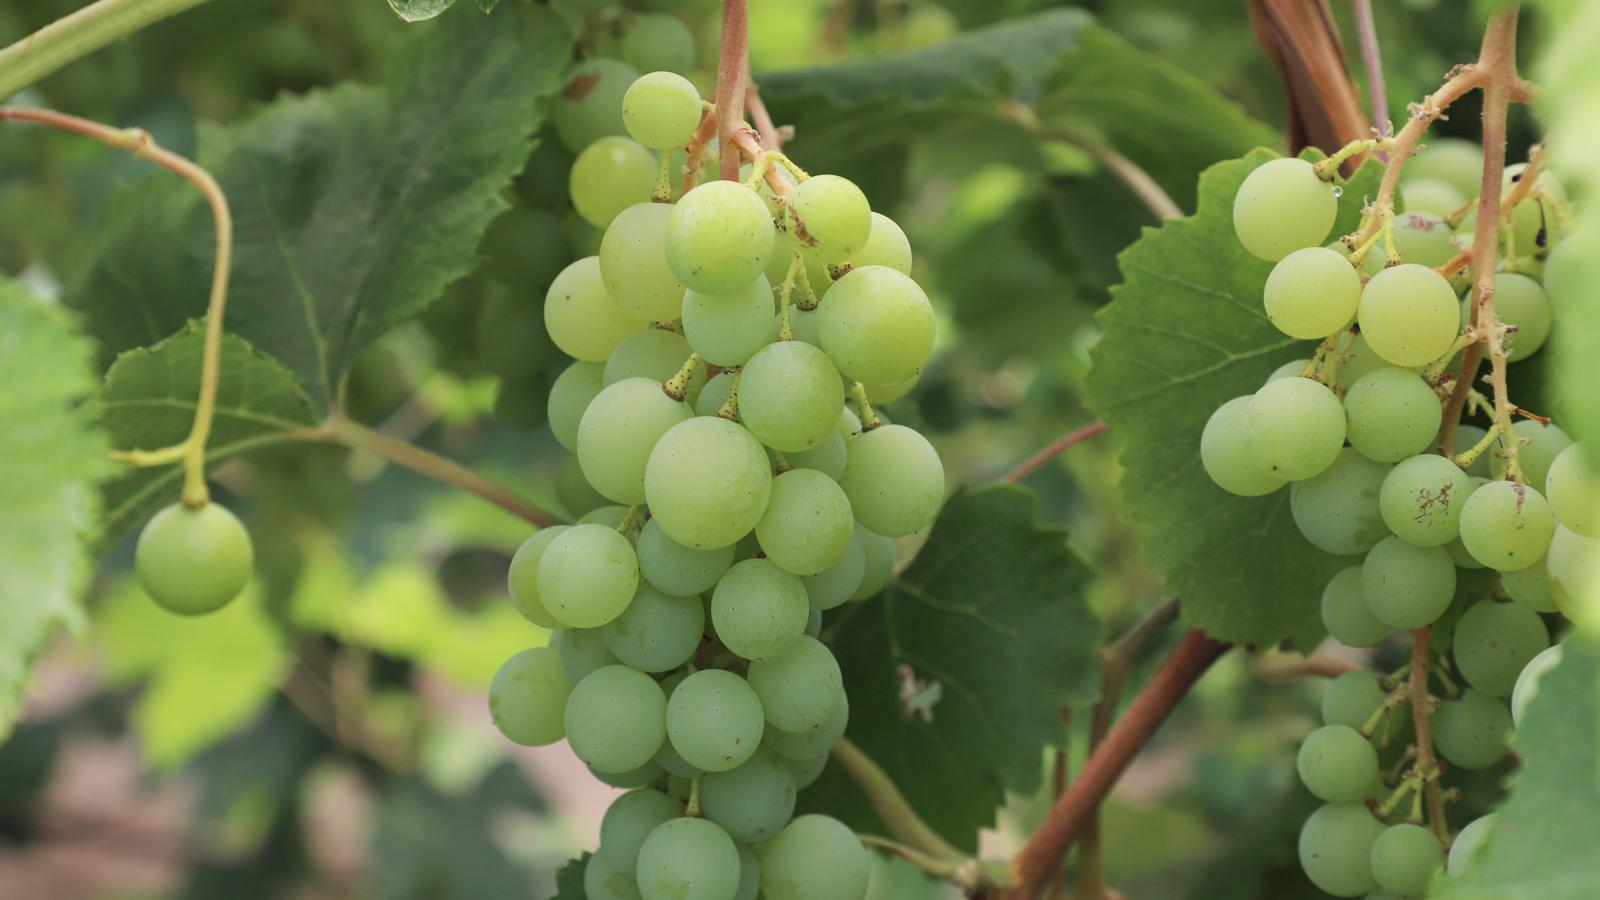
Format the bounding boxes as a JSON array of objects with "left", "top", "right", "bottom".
[
  {"left": 0, "top": 279, "right": 109, "bottom": 742},
  {"left": 71, "top": 2, "right": 573, "bottom": 411},
  {"left": 1433, "top": 637, "right": 1600, "bottom": 899},
  {"left": 551, "top": 854, "right": 589, "bottom": 900},
  {"left": 801, "top": 485, "right": 1099, "bottom": 852},
  {"left": 389, "top": 0, "right": 458, "bottom": 21},
  {"left": 1085, "top": 151, "right": 1384, "bottom": 650}
]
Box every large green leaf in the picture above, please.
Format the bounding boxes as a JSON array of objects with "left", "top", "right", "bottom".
[
  {"left": 802, "top": 486, "right": 1099, "bottom": 852},
  {"left": 1086, "top": 152, "right": 1384, "bottom": 650},
  {"left": 0, "top": 279, "right": 108, "bottom": 741},
  {"left": 72, "top": 3, "right": 573, "bottom": 411}
]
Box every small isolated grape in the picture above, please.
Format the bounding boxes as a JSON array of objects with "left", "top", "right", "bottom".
[
  {"left": 507, "top": 525, "right": 570, "bottom": 628},
  {"left": 1358, "top": 263, "right": 1460, "bottom": 367},
  {"left": 1369, "top": 823, "right": 1443, "bottom": 897},
  {"left": 787, "top": 174, "right": 872, "bottom": 261},
  {"left": 838, "top": 423, "right": 945, "bottom": 537},
  {"left": 600, "top": 201, "right": 687, "bottom": 323},
  {"left": 756, "top": 469, "right": 854, "bottom": 575},
  {"left": 1243, "top": 376, "right": 1346, "bottom": 481},
  {"left": 666, "top": 669, "right": 766, "bottom": 773},
  {"left": 637, "top": 518, "right": 735, "bottom": 596},
  {"left": 1232, "top": 157, "right": 1338, "bottom": 261},
  {"left": 622, "top": 71, "right": 702, "bottom": 150},
  {"left": 1262, "top": 246, "right": 1361, "bottom": 339},
  {"left": 1457, "top": 480, "right": 1556, "bottom": 571},
  {"left": 570, "top": 135, "right": 658, "bottom": 228},
  {"left": 547, "top": 361, "right": 605, "bottom": 453},
  {"left": 645, "top": 416, "right": 774, "bottom": 549},
  {"left": 1452, "top": 598, "right": 1549, "bottom": 697},
  {"left": 1432, "top": 689, "right": 1513, "bottom": 770},
  {"left": 1344, "top": 367, "right": 1442, "bottom": 463},
  {"left": 577, "top": 377, "right": 693, "bottom": 505},
  {"left": 739, "top": 341, "right": 845, "bottom": 452},
  {"left": 1298, "top": 803, "right": 1385, "bottom": 897},
  {"left": 666, "top": 181, "right": 776, "bottom": 294},
  {"left": 636, "top": 817, "right": 743, "bottom": 900},
  {"left": 488, "top": 647, "right": 571, "bottom": 746},
  {"left": 683, "top": 275, "right": 777, "bottom": 367},
  {"left": 135, "top": 502, "right": 254, "bottom": 616},
  {"left": 1489, "top": 420, "right": 1572, "bottom": 492},
  {"left": 602, "top": 584, "right": 704, "bottom": 673},
  {"left": 746, "top": 636, "right": 843, "bottom": 732},
  {"left": 816, "top": 265, "right": 936, "bottom": 386},
  {"left": 1289, "top": 448, "right": 1391, "bottom": 556},
  {"left": 1296, "top": 724, "right": 1379, "bottom": 803},
  {"left": 1545, "top": 443, "right": 1600, "bottom": 536},
  {"left": 699, "top": 746, "right": 799, "bottom": 843},
  {"left": 537, "top": 523, "right": 640, "bottom": 628},
  {"left": 759, "top": 814, "right": 870, "bottom": 900},
  {"left": 1361, "top": 535, "right": 1456, "bottom": 629},
  {"left": 565, "top": 665, "right": 668, "bottom": 774},
  {"left": 545, "top": 257, "right": 646, "bottom": 362},
  {"left": 1447, "top": 814, "right": 1498, "bottom": 877},
  {"left": 600, "top": 789, "right": 683, "bottom": 874},
  {"left": 1511, "top": 643, "right": 1564, "bottom": 727},
  {"left": 550, "top": 57, "right": 639, "bottom": 152},
  {"left": 1377, "top": 453, "right": 1474, "bottom": 547},
  {"left": 1321, "top": 565, "right": 1389, "bottom": 647},
  {"left": 1201, "top": 396, "right": 1285, "bottom": 496},
  {"left": 711, "top": 558, "right": 811, "bottom": 661}
]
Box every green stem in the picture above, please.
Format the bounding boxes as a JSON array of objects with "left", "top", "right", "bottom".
[
  {"left": 831, "top": 739, "right": 966, "bottom": 863},
  {"left": 0, "top": 0, "right": 218, "bottom": 100}
]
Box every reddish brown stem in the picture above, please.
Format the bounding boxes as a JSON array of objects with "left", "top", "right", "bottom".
[
  {"left": 1002, "top": 421, "right": 1109, "bottom": 483},
  {"left": 747, "top": 80, "right": 781, "bottom": 150},
  {"left": 714, "top": 0, "right": 749, "bottom": 182},
  {"left": 1408, "top": 627, "right": 1449, "bottom": 841}
]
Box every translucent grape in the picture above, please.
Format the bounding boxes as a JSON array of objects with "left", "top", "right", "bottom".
[
  {"left": 1547, "top": 527, "right": 1600, "bottom": 624},
  {"left": 863, "top": 373, "right": 919, "bottom": 405},
  {"left": 1377, "top": 453, "right": 1474, "bottom": 547},
  {"left": 699, "top": 746, "right": 798, "bottom": 843},
  {"left": 1458, "top": 480, "right": 1555, "bottom": 571},
  {"left": 1452, "top": 598, "right": 1549, "bottom": 697},
  {"left": 756, "top": 469, "right": 854, "bottom": 576},
  {"left": 1511, "top": 644, "right": 1564, "bottom": 727},
  {"left": 1243, "top": 376, "right": 1346, "bottom": 481},
  {"left": 1361, "top": 535, "right": 1456, "bottom": 629},
  {"left": 548, "top": 362, "right": 605, "bottom": 453},
  {"left": 1297, "top": 803, "right": 1385, "bottom": 897},
  {"left": 782, "top": 750, "right": 829, "bottom": 790},
  {"left": 711, "top": 558, "right": 811, "bottom": 661},
  {"left": 1297, "top": 724, "right": 1379, "bottom": 803},
  {"left": 1321, "top": 565, "right": 1390, "bottom": 647},
  {"left": 1488, "top": 272, "right": 1552, "bottom": 361},
  {"left": 739, "top": 342, "right": 846, "bottom": 452},
  {"left": 747, "top": 636, "right": 843, "bottom": 732},
  {"left": 766, "top": 691, "right": 848, "bottom": 761},
  {"left": 637, "top": 518, "right": 735, "bottom": 596},
  {"left": 577, "top": 377, "right": 694, "bottom": 505},
  {"left": 1344, "top": 368, "right": 1442, "bottom": 463},
  {"left": 667, "top": 669, "right": 766, "bottom": 773},
  {"left": 1369, "top": 823, "right": 1443, "bottom": 897},
  {"left": 1447, "top": 814, "right": 1498, "bottom": 877},
  {"left": 852, "top": 525, "right": 897, "bottom": 600},
  {"left": 1232, "top": 157, "right": 1338, "bottom": 261},
  {"left": 565, "top": 665, "right": 667, "bottom": 773},
  {"left": 508, "top": 525, "right": 569, "bottom": 628},
  {"left": 788, "top": 304, "right": 822, "bottom": 347},
  {"left": 550, "top": 58, "right": 639, "bottom": 152},
  {"left": 545, "top": 257, "right": 646, "bottom": 362},
  {"left": 683, "top": 275, "right": 776, "bottom": 367},
  {"left": 1357, "top": 263, "right": 1461, "bottom": 367},
  {"left": 1400, "top": 177, "right": 1468, "bottom": 219},
  {"left": 694, "top": 371, "right": 737, "bottom": 418},
  {"left": 584, "top": 851, "right": 643, "bottom": 900},
  {"left": 1201, "top": 396, "right": 1286, "bottom": 496},
  {"left": 1334, "top": 333, "right": 1400, "bottom": 392},
  {"left": 802, "top": 530, "right": 866, "bottom": 610},
  {"left": 759, "top": 815, "right": 870, "bottom": 900},
  {"left": 838, "top": 424, "right": 945, "bottom": 537},
  {"left": 552, "top": 626, "right": 620, "bottom": 683},
  {"left": 1368, "top": 211, "right": 1458, "bottom": 270},
  {"left": 571, "top": 136, "right": 658, "bottom": 228},
  {"left": 488, "top": 647, "right": 571, "bottom": 746},
  {"left": 1500, "top": 563, "right": 1558, "bottom": 613},
  {"left": 1491, "top": 421, "right": 1574, "bottom": 495},
  {"left": 601, "top": 789, "right": 683, "bottom": 874},
  {"left": 621, "top": 14, "right": 696, "bottom": 73},
  {"left": 636, "top": 817, "right": 742, "bottom": 900},
  {"left": 1322, "top": 671, "right": 1404, "bottom": 737},
  {"left": 602, "top": 585, "right": 705, "bottom": 673},
  {"left": 786, "top": 429, "right": 847, "bottom": 481},
  {"left": 787, "top": 174, "right": 872, "bottom": 262},
  {"left": 645, "top": 417, "right": 774, "bottom": 549},
  {"left": 135, "top": 502, "right": 254, "bottom": 616},
  {"left": 600, "top": 202, "right": 688, "bottom": 323},
  {"left": 604, "top": 330, "right": 707, "bottom": 402},
  {"left": 1266, "top": 359, "right": 1312, "bottom": 383},
  {"left": 666, "top": 181, "right": 776, "bottom": 295},
  {"left": 622, "top": 72, "right": 700, "bottom": 151},
  {"left": 1262, "top": 246, "right": 1361, "bottom": 339},
  {"left": 852, "top": 211, "right": 913, "bottom": 274},
  {"left": 1431, "top": 689, "right": 1512, "bottom": 769},
  {"left": 1290, "top": 448, "right": 1391, "bottom": 556},
  {"left": 538, "top": 523, "right": 641, "bottom": 628},
  {"left": 1408, "top": 138, "right": 1483, "bottom": 199},
  {"left": 1545, "top": 443, "right": 1600, "bottom": 536},
  {"left": 816, "top": 266, "right": 935, "bottom": 385},
  {"left": 582, "top": 504, "right": 634, "bottom": 528}
]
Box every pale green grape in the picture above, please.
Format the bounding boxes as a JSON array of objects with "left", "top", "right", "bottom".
[
  {"left": 1321, "top": 566, "right": 1390, "bottom": 647},
  {"left": 1322, "top": 671, "right": 1404, "bottom": 737},
  {"left": 1244, "top": 377, "right": 1346, "bottom": 481},
  {"left": 734, "top": 844, "right": 759, "bottom": 900},
  {"left": 551, "top": 58, "right": 639, "bottom": 152},
  {"left": 787, "top": 174, "right": 872, "bottom": 262},
  {"left": 852, "top": 525, "right": 897, "bottom": 600},
  {"left": 1453, "top": 423, "right": 1494, "bottom": 477},
  {"left": 1546, "top": 526, "right": 1600, "bottom": 623},
  {"left": 1377, "top": 453, "right": 1473, "bottom": 546},
  {"left": 699, "top": 746, "right": 798, "bottom": 843},
  {"left": 1297, "top": 724, "right": 1379, "bottom": 803},
  {"left": 545, "top": 257, "right": 646, "bottom": 362},
  {"left": 1298, "top": 803, "right": 1385, "bottom": 897},
  {"left": 1263, "top": 246, "right": 1361, "bottom": 339},
  {"left": 621, "top": 14, "right": 696, "bottom": 72},
  {"left": 788, "top": 304, "right": 822, "bottom": 347},
  {"left": 666, "top": 181, "right": 776, "bottom": 294},
  {"left": 578, "top": 377, "right": 694, "bottom": 505},
  {"left": 645, "top": 417, "right": 774, "bottom": 549},
  {"left": 1361, "top": 535, "right": 1456, "bottom": 629},
  {"left": 1431, "top": 689, "right": 1512, "bottom": 769},
  {"left": 747, "top": 635, "right": 843, "bottom": 732},
  {"left": 552, "top": 626, "right": 620, "bottom": 683},
  {"left": 1233, "top": 157, "right": 1338, "bottom": 261},
  {"left": 666, "top": 669, "right": 766, "bottom": 772},
  {"left": 548, "top": 362, "right": 605, "bottom": 453},
  {"left": 804, "top": 607, "right": 822, "bottom": 638},
  {"left": 1447, "top": 814, "right": 1498, "bottom": 877},
  {"left": 622, "top": 72, "right": 700, "bottom": 150},
  {"left": 488, "top": 647, "right": 571, "bottom": 746},
  {"left": 756, "top": 469, "right": 854, "bottom": 575},
  {"left": 1452, "top": 598, "right": 1549, "bottom": 697},
  {"left": 135, "top": 502, "right": 253, "bottom": 616},
  {"left": 1545, "top": 443, "right": 1600, "bottom": 536},
  {"left": 816, "top": 266, "right": 935, "bottom": 385},
  {"left": 782, "top": 750, "right": 829, "bottom": 789},
  {"left": 637, "top": 817, "right": 742, "bottom": 900},
  {"left": 565, "top": 665, "right": 668, "bottom": 773},
  {"left": 1400, "top": 177, "right": 1468, "bottom": 219},
  {"left": 508, "top": 526, "right": 570, "bottom": 628},
  {"left": 1369, "top": 824, "right": 1443, "bottom": 897},
  {"left": 1501, "top": 563, "right": 1558, "bottom": 613},
  {"left": 711, "top": 558, "right": 811, "bottom": 660},
  {"left": 604, "top": 330, "right": 708, "bottom": 404},
  {"left": 1358, "top": 263, "right": 1461, "bottom": 366},
  {"left": 602, "top": 585, "right": 705, "bottom": 673},
  {"left": 695, "top": 371, "right": 737, "bottom": 417},
  {"left": 582, "top": 504, "right": 634, "bottom": 528},
  {"left": 738, "top": 341, "right": 847, "bottom": 450},
  {"left": 759, "top": 815, "right": 870, "bottom": 900},
  {"left": 838, "top": 424, "right": 945, "bottom": 537},
  {"left": 1334, "top": 333, "right": 1400, "bottom": 392},
  {"left": 601, "top": 789, "right": 684, "bottom": 874},
  {"left": 637, "top": 518, "right": 735, "bottom": 596},
  {"left": 1489, "top": 272, "right": 1552, "bottom": 361},
  {"left": 592, "top": 760, "right": 664, "bottom": 790},
  {"left": 1408, "top": 138, "right": 1483, "bottom": 199},
  {"left": 1490, "top": 420, "right": 1572, "bottom": 492},
  {"left": 1201, "top": 396, "right": 1286, "bottom": 496},
  {"left": 600, "top": 202, "right": 688, "bottom": 323},
  {"left": 863, "top": 373, "right": 919, "bottom": 405},
  {"left": 1511, "top": 644, "right": 1564, "bottom": 727},
  {"left": 558, "top": 454, "right": 611, "bottom": 518},
  {"left": 853, "top": 212, "right": 913, "bottom": 274},
  {"left": 538, "top": 523, "right": 641, "bottom": 628},
  {"left": 585, "top": 851, "right": 644, "bottom": 900},
  {"left": 1266, "top": 358, "right": 1312, "bottom": 383},
  {"left": 803, "top": 530, "right": 866, "bottom": 610},
  {"left": 766, "top": 691, "right": 848, "bottom": 761},
  {"left": 1447, "top": 533, "right": 1487, "bottom": 571},
  {"left": 653, "top": 674, "right": 709, "bottom": 778},
  {"left": 1458, "top": 480, "right": 1555, "bottom": 571},
  {"left": 571, "top": 136, "right": 658, "bottom": 228},
  {"left": 786, "top": 429, "right": 847, "bottom": 481},
  {"left": 1290, "top": 448, "right": 1391, "bottom": 556},
  {"left": 683, "top": 275, "right": 777, "bottom": 367},
  {"left": 1366, "top": 211, "right": 1458, "bottom": 270},
  {"left": 1344, "top": 368, "right": 1442, "bottom": 463}
]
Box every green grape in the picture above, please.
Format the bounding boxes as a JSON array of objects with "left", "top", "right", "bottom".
[
  {"left": 816, "top": 266, "right": 935, "bottom": 385},
  {"left": 488, "top": 647, "right": 572, "bottom": 746},
  {"left": 585, "top": 851, "right": 644, "bottom": 900},
  {"left": 699, "top": 746, "right": 798, "bottom": 843},
  {"left": 1486, "top": 273, "right": 1552, "bottom": 361},
  {"left": 788, "top": 304, "right": 823, "bottom": 347},
  {"left": 1298, "top": 803, "right": 1385, "bottom": 897},
  {"left": 621, "top": 14, "right": 696, "bottom": 73},
  {"left": 666, "top": 181, "right": 776, "bottom": 294},
  {"left": 1543, "top": 232, "right": 1584, "bottom": 306},
  {"left": 646, "top": 417, "right": 774, "bottom": 549},
  {"left": 601, "top": 789, "right": 684, "bottom": 874},
  {"left": 784, "top": 750, "right": 830, "bottom": 789},
  {"left": 592, "top": 759, "right": 665, "bottom": 790},
  {"left": 1408, "top": 138, "right": 1483, "bottom": 199},
  {"left": 550, "top": 58, "right": 639, "bottom": 152},
  {"left": 758, "top": 815, "right": 870, "bottom": 900},
  {"left": 548, "top": 361, "right": 606, "bottom": 453},
  {"left": 508, "top": 526, "right": 570, "bottom": 628},
  {"left": 1432, "top": 689, "right": 1512, "bottom": 769},
  {"left": 604, "top": 330, "right": 708, "bottom": 403},
  {"left": 852, "top": 525, "right": 897, "bottom": 600},
  {"left": 583, "top": 504, "right": 635, "bottom": 528},
  {"left": 1361, "top": 535, "right": 1456, "bottom": 630},
  {"left": 756, "top": 469, "right": 854, "bottom": 575},
  {"left": 683, "top": 275, "right": 778, "bottom": 367},
  {"left": 1201, "top": 396, "right": 1287, "bottom": 496},
  {"left": 557, "top": 454, "right": 610, "bottom": 519},
  {"left": 1334, "top": 333, "right": 1400, "bottom": 392},
  {"left": 1290, "top": 448, "right": 1391, "bottom": 556},
  {"left": 1244, "top": 376, "right": 1346, "bottom": 482},
  {"left": 1447, "top": 814, "right": 1498, "bottom": 877},
  {"left": 734, "top": 843, "right": 760, "bottom": 900},
  {"left": 1458, "top": 480, "right": 1555, "bottom": 571},
  {"left": 767, "top": 688, "right": 847, "bottom": 760},
  {"left": 637, "top": 518, "right": 735, "bottom": 596},
  {"left": 667, "top": 669, "right": 766, "bottom": 772},
  {"left": 863, "top": 373, "right": 919, "bottom": 405},
  {"left": 1548, "top": 525, "right": 1600, "bottom": 624},
  {"left": 571, "top": 136, "right": 658, "bottom": 228},
  {"left": 1297, "top": 724, "right": 1379, "bottom": 803},
  {"left": 1501, "top": 563, "right": 1558, "bottom": 613},
  {"left": 1545, "top": 443, "right": 1600, "bottom": 536},
  {"left": 711, "top": 558, "right": 811, "bottom": 661},
  {"left": 1369, "top": 823, "right": 1443, "bottom": 897},
  {"left": 838, "top": 424, "right": 945, "bottom": 537},
  {"left": 1447, "top": 533, "right": 1487, "bottom": 570},
  {"left": 1452, "top": 598, "right": 1549, "bottom": 697},
  {"left": 1377, "top": 453, "right": 1474, "bottom": 547},
  {"left": 578, "top": 377, "right": 694, "bottom": 505},
  {"left": 552, "top": 626, "right": 620, "bottom": 683},
  {"left": 1357, "top": 263, "right": 1460, "bottom": 367},
  {"left": 603, "top": 585, "right": 705, "bottom": 673},
  {"left": 804, "top": 607, "right": 822, "bottom": 638},
  {"left": 600, "top": 202, "right": 689, "bottom": 323},
  {"left": 135, "top": 502, "right": 254, "bottom": 616},
  {"left": 538, "top": 523, "right": 641, "bottom": 628},
  {"left": 566, "top": 665, "right": 668, "bottom": 773},
  {"left": 475, "top": 288, "right": 556, "bottom": 379},
  {"left": 1490, "top": 420, "right": 1572, "bottom": 492},
  {"left": 1266, "top": 358, "right": 1312, "bottom": 383},
  {"left": 787, "top": 174, "right": 872, "bottom": 262},
  {"left": 1344, "top": 368, "right": 1442, "bottom": 463},
  {"left": 803, "top": 530, "right": 866, "bottom": 610},
  {"left": 1503, "top": 162, "right": 1567, "bottom": 253},
  {"left": 1452, "top": 423, "right": 1493, "bottom": 477},
  {"left": 747, "top": 636, "right": 843, "bottom": 732},
  {"left": 1263, "top": 246, "right": 1362, "bottom": 339},
  {"left": 1321, "top": 565, "right": 1390, "bottom": 647},
  {"left": 786, "top": 429, "right": 847, "bottom": 481},
  {"left": 694, "top": 371, "right": 738, "bottom": 417},
  {"left": 653, "top": 674, "right": 709, "bottom": 779},
  {"left": 545, "top": 257, "right": 646, "bottom": 362},
  {"left": 1232, "top": 157, "right": 1338, "bottom": 261},
  {"left": 480, "top": 206, "right": 571, "bottom": 289},
  {"left": 1400, "top": 176, "right": 1468, "bottom": 219},
  {"left": 1322, "top": 671, "right": 1404, "bottom": 735},
  {"left": 739, "top": 341, "right": 845, "bottom": 452},
  {"left": 637, "top": 817, "right": 743, "bottom": 900},
  {"left": 1365, "top": 211, "right": 1458, "bottom": 271},
  {"left": 854, "top": 212, "right": 913, "bottom": 274},
  {"left": 1511, "top": 643, "right": 1564, "bottom": 727}
]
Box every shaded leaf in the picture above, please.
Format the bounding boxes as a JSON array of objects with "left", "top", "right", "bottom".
[
  {"left": 551, "top": 854, "right": 589, "bottom": 900},
  {"left": 389, "top": 0, "right": 458, "bottom": 21}
]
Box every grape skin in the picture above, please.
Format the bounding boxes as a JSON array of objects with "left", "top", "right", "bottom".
[
  {"left": 507, "top": 526, "right": 570, "bottom": 628},
  {"left": 851, "top": 525, "right": 898, "bottom": 600},
  {"left": 1511, "top": 644, "right": 1564, "bottom": 727},
  {"left": 548, "top": 362, "right": 605, "bottom": 453},
  {"left": 1290, "top": 448, "right": 1391, "bottom": 556},
  {"left": 636, "top": 817, "right": 743, "bottom": 900},
  {"left": 1262, "top": 246, "right": 1361, "bottom": 339},
  {"left": 637, "top": 518, "right": 735, "bottom": 596},
  {"left": 699, "top": 746, "right": 799, "bottom": 843},
  {"left": 135, "top": 502, "right": 254, "bottom": 616},
  {"left": 739, "top": 341, "right": 845, "bottom": 452},
  {"left": 538, "top": 523, "right": 641, "bottom": 628},
  {"left": 711, "top": 558, "right": 811, "bottom": 661},
  {"left": 1357, "top": 263, "right": 1460, "bottom": 367},
  {"left": 1377, "top": 453, "right": 1474, "bottom": 547},
  {"left": 1447, "top": 814, "right": 1498, "bottom": 876},
  {"left": 1546, "top": 525, "right": 1600, "bottom": 624},
  {"left": 816, "top": 265, "right": 936, "bottom": 386},
  {"left": 600, "top": 789, "right": 683, "bottom": 874},
  {"left": 666, "top": 669, "right": 766, "bottom": 773},
  {"left": 620, "top": 14, "right": 696, "bottom": 74},
  {"left": 802, "top": 531, "right": 866, "bottom": 610},
  {"left": 1451, "top": 598, "right": 1549, "bottom": 698},
  {"left": 1488, "top": 420, "right": 1571, "bottom": 491},
  {"left": 550, "top": 58, "right": 639, "bottom": 152},
  {"left": 786, "top": 174, "right": 872, "bottom": 261},
  {"left": 1321, "top": 671, "right": 1404, "bottom": 741},
  {"left": 758, "top": 814, "right": 870, "bottom": 900},
  {"left": 603, "top": 329, "right": 709, "bottom": 402},
  {"left": 488, "top": 647, "right": 571, "bottom": 746},
  {"left": 746, "top": 636, "right": 844, "bottom": 732},
  {"left": 553, "top": 626, "right": 620, "bottom": 683},
  {"left": 602, "top": 584, "right": 705, "bottom": 673},
  {"left": 756, "top": 469, "right": 855, "bottom": 576},
  {"left": 583, "top": 851, "right": 643, "bottom": 900},
  {"left": 577, "top": 377, "right": 694, "bottom": 505},
  {"left": 1321, "top": 565, "right": 1390, "bottom": 647},
  {"left": 645, "top": 417, "right": 774, "bottom": 549},
  {"left": 571, "top": 136, "right": 659, "bottom": 228},
  {"left": 622, "top": 71, "right": 702, "bottom": 150},
  {"left": 1201, "top": 396, "right": 1285, "bottom": 496},
  {"left": 837, "top": 424, "right": 945, "bottom": 537},
  {"left": 544, "top": 257, "right": 646, "bottom": 362},
  {"left": 1361, "top": 535, "right": 1456, "bottom": 630},
  {"left": 1232, "top": 157, "right": 1338, "bottom": 262},
  {"left": 1545, "top": 443, "right": 1600, "bottom": 536},
  {"left": 1296, "top": 724, "right": 1379, "bottom": 803},
  {"left": 666, "top": 181, "right": 776, "bottom": 295},
  {"left": 1457, "top": 480, "right": 1556, "bottom": 571},
  {"left": 1344, "top": 367, "right": 1442, "bottom": 463},
  {"left": 600, "top": 202, "right": 689, "bottom": 323},
  {"left": 1243, "top": 376, "right": 1346, "bottom": 482},
  {"left": 1297, "top": 803, "right": 1385, "bottom": 897},
  {"left": 683, "top": 275, "right": 779, "bottom": 367},
  {"left": 1431, "top": 689, "right": 1512, "bottom": 770},
  {"left": 1368, "top": 823, "right": 1443, "bottom": 897},
  {"left": 565, "top": 665, "right": 668, "bottom": 774}
]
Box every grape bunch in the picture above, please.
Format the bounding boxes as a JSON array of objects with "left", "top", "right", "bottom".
[
  {"left": 1210, "top": 145, "right": 1592, "bottom": 897},
  {"left": 489, "top": 31, "right": 946, "bottom": 900}
]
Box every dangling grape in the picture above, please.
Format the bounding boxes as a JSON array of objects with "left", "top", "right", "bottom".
[
  {"left": 1232, "top": 157, "right": 1338, "bottom": 261},
  {"left": 135, "top": 502, "right": 254, "bottom": 616}
]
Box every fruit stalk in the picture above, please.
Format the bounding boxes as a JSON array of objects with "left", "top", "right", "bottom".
[
  {"left": 713, "top": 0, "right": 750, "bottom": 182},
  {"left": 0, "top": 0, "right": 217, "bottom": 101}
]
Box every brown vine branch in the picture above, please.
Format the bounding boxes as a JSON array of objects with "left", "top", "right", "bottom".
[
  {"left": 714, "top": 0, "right": 749, "bottom": 182},
  {"left": 746, "top": 80, "right": 782, "bottom": 151},
  {"left": 1001, "top": 421, "right": 1110, "bottom": 483},
  {"left": 1249, "top": 0, "right": 1373, "bottom": 160}
]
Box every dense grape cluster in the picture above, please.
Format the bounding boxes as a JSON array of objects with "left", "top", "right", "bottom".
[
  {"left": 1212, "top": 142, "right": 1591, "bottom": 897},
  {"left": 490, "top": 24, "right": 945, "bottom": 900}
]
